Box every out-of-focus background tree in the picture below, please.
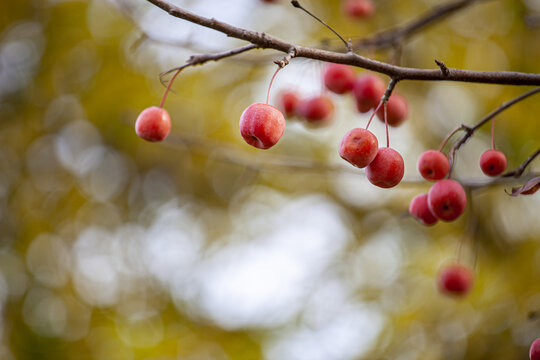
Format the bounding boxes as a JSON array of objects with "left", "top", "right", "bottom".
[{"left": 1, "top": 0, "right": 540, "bottom": 359}]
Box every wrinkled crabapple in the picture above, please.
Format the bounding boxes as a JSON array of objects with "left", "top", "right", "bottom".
[
  {"left": 437, "top": 263, "right": 474, "bottom": 297},
  {"left": 530, "top": 338, "right": 540, "bottom": 360},
  {"left": 353, "top": 74, "right": 386, "bottom": 113},
  {"left": 479, "top": 149, "right": 507, "bottom": 177},
  {"left": 377, "top": 93, "right": 408, "bottom": 127},
  {"left": 135, "top": 106, "right": 171, "bottom": 142},
  {"left": 427, "top": 179, "right": 467, "bottom": 222},
  {"left": 417, "top": 150, "right": 450, "bottom": 181},
  {"left": 366, "top": 147, "right": 405, "bottom": 188},
  {"left": 277, "top": 90, "right": 301, "bottom": 117},
  {"left": 342, "top": 0, "right": 375, "bottom": 20},
  {"left": 298, "top": 95, "right": 335, "bottom": 126},
  {"left": 323, "top": 63, "right": 356, "bottom": 95},
  {"left": 409, "top": 193, "right": 438, "bottom": 226},
  {"left": 239, "top": 103, "right": 285, "bottom": 149},
  {"left": 339, "top": 128, "right": 378, "bottom": 168}
]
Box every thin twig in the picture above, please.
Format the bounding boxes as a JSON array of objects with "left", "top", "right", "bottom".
[
  {"left": 350, "top": 0, "right": 489, "bottom": 50},
  {"left": 145, "top": 0, "right": 540, "bottom": 85},
  {"left": 291, "top": 0, "right": 351, "bottom": 52},
  {"left": 503, "top": 148, "right": 540, "bottom": 178},
  {"left": 448, "top": 87, "right": 540, "bottom": 172}
]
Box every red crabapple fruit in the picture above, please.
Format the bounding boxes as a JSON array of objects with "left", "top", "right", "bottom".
[
  {"left": 377, "top": 93, "right": 408, "bottom": 127},
  {"left": 323, "top": 63, "right": 356, "bottom": 95},
  {"left": 417, "top": 150, "right": 450, "bottom": 181},
  {"left": 353, "top": 74, "right": 386, "bottom": 113},
  {"left": 239, "top": 103, "right": 285, "bottom": 149},
  {"left": 298, "top": 95, "right": 335, "bottom": 126},
  {"left": 530, "top": 338, "right": 540, "bottom": 360},
  {"left": 366, "top": 147, "right": 405, "bottom": 188},
  {"left": 437, "top": 264, "right": 474, "bottom": 297},
  {"left": 479, "top": 149, "right": 507, "bottom": 177},
  {"left": 342, "top": 0, "right": 375, "bottom": 20},
  {"left": 277, "top": 90, "right": 300, "bottom": 117},
  {"left": 339, "top": 128, "right": 378, "bottom": 168},
  {"left": 427, "top": 179, "right": 466, "bottom": 222},
  {"left": 135, "top": 106, "right": 171, "bottom": 142},
  {"left": 409, "top": 193, "right": 438, "bottom": 226}
]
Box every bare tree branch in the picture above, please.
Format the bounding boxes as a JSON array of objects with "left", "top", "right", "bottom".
[
  {"left": 145, "top": 0, "right": 540, "bottom": 85},
  {"left": 352, "top": 0, "right": 489, "bottom": 50},
  {"left": 448, "top": 87, "right": 540, "bottom": 170},
  {"left": 503, "top": 148, "right": 540, "bottom": 178}
]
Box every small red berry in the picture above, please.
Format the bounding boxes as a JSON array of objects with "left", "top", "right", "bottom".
[
  {"left": 323, "top": 63, "right": 356, "bottom": 95},
  {"left": 277, "top": 90, "right": 300, "bottom": 117},
  {"left": 437, "top": 264, "right": 474, "bottom": 297},
  {"left": 377, "top": 93, "right": 408, "bottom": 127},
  {"left": 239, "top": 103, "right": 285, "bottom": 149},
  {"left": 409, "top": 193, "right": 438, "bottom": 226},
  {"left": 342, "top": 0, "right": 375, "bottom": 20},
  {"left": 479, "top": 149, "right": 507, "bottom": 177},
  {"left": 417, "top": 150, "right": 450, "bottom": 181},
  {"left": 339, "top": 128, "right": 378, "bottom": 168},
  {"left": 366, "top": 147, "right": 405, "bottom": 188},
  {"left": 135, "top": 106, "right": 171, "bottom": 142},
  {"left": 298, "top": 96, "right": 335, "bottom": 126},
  {"left": 427, "top": 179, "right": 466, "bottom": 222},
  {"left": 530, "top": 338, "right": 540, "bottom": 360},
  {"left": 353, "top": 74, "right": 386, "bottom": 113}
]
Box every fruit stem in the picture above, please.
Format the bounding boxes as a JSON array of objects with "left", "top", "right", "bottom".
[
  {"left": 365, "top": 100, "right": 383, "bottom": 130},
  {"left": 267, "top": 66, "right": 282, "bottom": 105},
  {"left": 490, "top": 117, "right": 495, "bottom": 150},
  {"left": 437, "top": 126, "right": 464, "bottom": 152},
  {"left": 384, "top": 102, "right": 389, "bottom": 147},
  {"left": 159, "top": 66, "right": 185, "bottom": 108}
]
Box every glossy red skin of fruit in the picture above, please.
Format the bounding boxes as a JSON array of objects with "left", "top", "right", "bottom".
[
  {"left": 342, "top": 0, "right": 375, "bottom": 20},
  {"left": 135, "top": 106, "right": 171, "bottom": 142},
  {"left": 366, "top": 147, "right": 405, "bottom": 188},
  {"left": 239, "top": 103, "right": 285, "bottom": 149},
  {"left": 437, "top": 264, "right": 474, "bottom": 297},
  {"left": 278, "top": 90, "right": 300, "bottom": 117},
  {"left": 353, "top": 74, "right": 386, "bottom": 113},
  {"left": 339, "top": 128, "right": 378, "bottom": 168},
  {"left": 323, "top": 63, "right": 356, "bottom": 94},
  {"left": 480, "top": 149, "right": 507, "bottom": 176},
  {"left": 298, "top": 96, "right": 335, "bottom": 125},
  {"left": 417, "top": 150, "right": 450, "bottom": 181},
  {"left": 428, "top": 179, "right": 466, "bottom": 222},
  {"left": 409, "top": 193, "right": 438, "bottom": 226},
  {"left": 377, "top": 93, "right": 409, "bottom": 127},
  {"left": 530, "top": 338, "right": 540, "bottom": 360}
]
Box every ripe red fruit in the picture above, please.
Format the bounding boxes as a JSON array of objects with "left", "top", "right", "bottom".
[
  {"left": 342, "top": 0, "right": 375, "bottom": 20},
  {"left": 409, "top": 193, "right": 438, "bottom": 226},
  {"left": 339, "top": 128, "right": 378, "bottom": 168},
  {"left": 366, "top": 147, "right": 405, "bottom": 188},
  {"left": 437, "top": 264, "right": 474, "bottom": 297},
  {"left": 277, "top": 90, "right": 300, "bottom": 117},
  {"left": 530, "top": 338, "right": 540, "bottom": 360},
  {"left": 353, "top": 74, "right": 386, "bottom": 113},
  {"left": 479, "top": 149, "right": 507, "bottom": 176},
  {"left": 427, "top": 179, "right": 467, "bottom": 222},
  {"left": 323, "top": 63, "right": 356, "bottom": 95},
  {"left": 298, "top": 96, "right": 335, "bottom": 126},
  {"left": 135, "top": 106, "right": 171, "bottom": 142},
  {"left": 377, "top": 93, "right": 408, "bottom": 127},
  {"left": 239, "top": 103, "right": 285, "bottom": 149},
  {"left": 417, "top": 150, "right": 450, "bottom": 181}
]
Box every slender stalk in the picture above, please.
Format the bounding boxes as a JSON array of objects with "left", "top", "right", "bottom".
[{"left": 266, "top": 66, "right": 281, "bottom": 105}]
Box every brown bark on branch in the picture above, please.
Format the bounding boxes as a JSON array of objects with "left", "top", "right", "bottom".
[{"left": 145, "top": 0, "right": 540, "bottom": 86}]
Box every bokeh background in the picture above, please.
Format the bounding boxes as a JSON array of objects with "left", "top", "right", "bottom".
[{"left": 2, "top": 0, "right": 540, "bottom": 359}]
